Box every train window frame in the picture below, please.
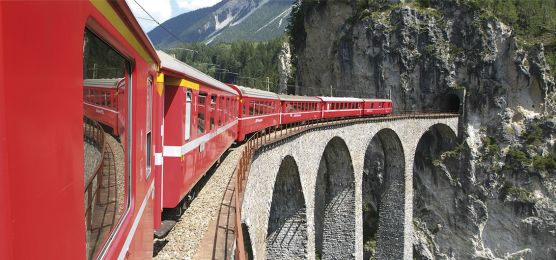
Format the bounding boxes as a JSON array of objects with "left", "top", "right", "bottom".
[{"left": 83, "top": 26, "right": 133, "bottom": 260}]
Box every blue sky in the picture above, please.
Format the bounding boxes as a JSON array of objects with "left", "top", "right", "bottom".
[{"left": 127, "top": 0, "right": 222, "bottom": 33}]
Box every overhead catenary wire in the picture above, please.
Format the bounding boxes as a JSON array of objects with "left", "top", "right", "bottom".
[
  {"left": 133, "top": 0, "right": 298, "bottom": 94},
  {"left": 132, "top": 0, "right": 188, "bottom": 46}
]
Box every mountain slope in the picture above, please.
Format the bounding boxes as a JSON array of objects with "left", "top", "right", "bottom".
[{"left": 148, "top": 0, "right": 292, "bottom": 48}]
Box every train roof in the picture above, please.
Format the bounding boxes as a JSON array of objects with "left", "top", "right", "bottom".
[
  {"left": 230, "top": 85, "right": 279, "bottom": 99},
  {"left": 157, "top": 51, "right": 238, "bottom": 95},
  {"left": 278, "top": 95, "right": 321, "bottom": 102},
  {"left": 83, "top": 78, "right": 124, "bottom": 88},
  {"left": 317, "top": 96, "right": 364, "bottom": 102}
]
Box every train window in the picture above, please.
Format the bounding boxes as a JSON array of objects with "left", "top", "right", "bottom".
[
  {"left": 198, "top": 92, "right": 207, "bottom": 134},
  {"left": 263, "top": 101, "right": 267, "bottom": 114},
  {"left": 249, "top": 100, "right": 255, "bottom": 116},
  {"left": 82, "top": 28, "right": 130, "bottom": 260}
]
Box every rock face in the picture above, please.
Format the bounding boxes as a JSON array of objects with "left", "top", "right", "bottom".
[
  {"left": 292, "top": 0, "right": 556, "bottom": 258},
  {"left": 277, "top": 42, "right": 292, "bottom": 94}
]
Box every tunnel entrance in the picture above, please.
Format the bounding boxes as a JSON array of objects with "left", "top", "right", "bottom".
[
  {"left": 362, "top": 129, "right": 405, "bottom": 259},
  {"left": 266, "top": 156, "right": 307, "bottom": 258},
  {"left": 412, "top": 124, "right": 462, "bottom": 258},
  {"left": 314, "top": 137, "right": 355, "bottom": 259},
  {"left": 438, "top": 94, "right": 460, "bottom": 113}
]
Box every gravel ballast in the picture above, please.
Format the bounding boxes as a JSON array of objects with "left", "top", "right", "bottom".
[{"left": 154, "top": 145, "right": 243, "bottom": 259}]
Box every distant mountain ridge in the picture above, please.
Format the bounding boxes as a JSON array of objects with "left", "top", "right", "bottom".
[{"left": 148, "top": 0, "right": 293, "bottom": 47}]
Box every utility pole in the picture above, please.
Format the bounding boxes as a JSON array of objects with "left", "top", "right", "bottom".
[
  {"left": 266, "top": 77, "right": 270, "bottom": 92},
  {"left": 330, "top": 85, "right": 333, "bottom": 97}
]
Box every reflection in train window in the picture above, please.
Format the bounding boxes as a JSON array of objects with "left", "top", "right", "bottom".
[{"left": 82, "top": 28, "right": 130, "bottom": 260}]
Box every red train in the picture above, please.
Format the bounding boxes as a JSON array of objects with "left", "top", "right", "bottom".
[
  {"left": 0, "top": 1, "right": 392, "bottom": 259},
  {"left": 83, "top": 78, "right": 126, "bottom": 136}
]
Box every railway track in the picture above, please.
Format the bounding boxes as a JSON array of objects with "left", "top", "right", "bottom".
[{"left": 159, "top": 112, "right": 460, "bottom": 259}]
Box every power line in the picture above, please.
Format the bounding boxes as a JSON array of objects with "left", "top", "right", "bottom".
[
  {"left": 131, "top": 0, "right": 283, "bottom": 92},
  {"left": 132, "top": 0, "right": 187, "bottom": 45}
]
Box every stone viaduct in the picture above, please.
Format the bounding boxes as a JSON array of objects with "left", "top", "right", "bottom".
[{"left": 240, "top": 115, "right": 460, "bottom": 259}]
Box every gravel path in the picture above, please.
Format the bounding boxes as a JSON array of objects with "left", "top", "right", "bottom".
[{"left": 154, "top": 145, "right": 243, "bottom": 259}]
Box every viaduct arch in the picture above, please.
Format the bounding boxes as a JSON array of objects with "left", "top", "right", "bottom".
[{"left": 241, "top": 116, "right": 459, "bottom": 259}]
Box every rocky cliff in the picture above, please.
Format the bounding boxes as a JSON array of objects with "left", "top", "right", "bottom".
[{"left": 291, "top": 0, "right": 556, "bottom": 258}]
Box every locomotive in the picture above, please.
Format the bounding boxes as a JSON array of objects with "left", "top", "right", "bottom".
[{"left": 0, "top": 1, "right": 392, "bottom": 259}]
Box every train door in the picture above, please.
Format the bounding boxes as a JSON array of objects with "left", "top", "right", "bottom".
[{"left": 185, "top": 89, "right": 192, "bottom": 141}]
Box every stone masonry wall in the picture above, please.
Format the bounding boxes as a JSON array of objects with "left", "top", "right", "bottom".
[{"left": 241, "top": 117, "right": 458, "bottom": 259}]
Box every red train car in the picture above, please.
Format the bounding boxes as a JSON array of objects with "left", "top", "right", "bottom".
[
  {"left": 83, "top": 78, "right": 125, "bottom": 136},
  {"left": 158, "top": 51, "right": 239, "bottom": 210},
  {"left": 319, "top": 97, "right": 364, "bottom": 119},
  {"left": 229, "top": 85, "right": 280, "bottom": 141},
  {"left": 279, "top": 95, "right": 322, "bottom": 124},
  {"left": 1, "top": 1, "right": 160, "bottom": 259},
  {"left": 362, "top": 98, "right": 393, "bottom": 116}
]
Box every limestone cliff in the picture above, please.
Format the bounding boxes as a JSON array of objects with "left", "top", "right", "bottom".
[{"left": 291, "top": 0, "right": 556, "bottom": 258}]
